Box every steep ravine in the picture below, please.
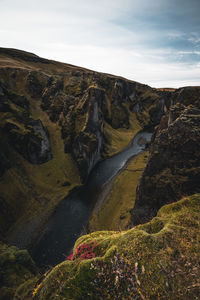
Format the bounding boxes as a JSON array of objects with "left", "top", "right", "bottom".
[
  {"left": 0, "top": 47, "right": 168, "bottom": 249},
  {"left": 32, "top": 131, "right": 152, "bottom": 267},
  {"left": 2, "top": 48, "right": 200, "bottom": 299}
]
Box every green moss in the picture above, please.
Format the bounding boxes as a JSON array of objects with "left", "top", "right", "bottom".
[
  {"left": 34, "top": 194, "right": 200, "bottom": 299},
  {"left": 138, "top": 217, "right": 165, "bottom": 234},
  {"left": 103, "top": 112, "right": 142, "bottom": 157},
  {"left": 0, "top": 243, "right": 38, "bottom": 300},
  {"left": 136, "top": 109, "right": 151, "bottom": 127}
]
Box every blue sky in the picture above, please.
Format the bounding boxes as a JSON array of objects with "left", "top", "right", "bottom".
[{"left": 0, "top": 0, "right": 200, "bottom": 87}]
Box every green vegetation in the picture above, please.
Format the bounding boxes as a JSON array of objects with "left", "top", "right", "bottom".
[
  {"left": 89, "top": 152, "right": 149, "bottom": 231},
  {"left": 103, "top": 113, "right": 142, "bottom": 157},
  {"left": 31, "top": 194, "right": 200, "bottom": 299},
  {"left": 1, "top": 48, "right": 199, "bottom": 300},
  {"left": 0, "top": 242, "right": 38, "bottom": 300}
]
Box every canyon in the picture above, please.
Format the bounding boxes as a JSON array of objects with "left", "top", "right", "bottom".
[{"left": 0, "top": 48, "right": 199, "bottom": 299}]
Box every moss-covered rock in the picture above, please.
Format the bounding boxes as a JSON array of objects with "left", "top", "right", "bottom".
[
  {"left": 0, "top": 242, "right": 38, "bottom": 300},
  {"left": 33, "top": 194, "right": 200, "bottom": 300}
]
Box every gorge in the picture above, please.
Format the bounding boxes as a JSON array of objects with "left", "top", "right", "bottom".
[
  {"left": 32, "top": 131, "right": 152, "bottom": 267},
  {"left": 0, "top": 48, "right": 199, "bottom": 300}
]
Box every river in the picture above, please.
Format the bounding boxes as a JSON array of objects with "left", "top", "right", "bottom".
[{"left": 32, "top": 131, "right": 152, "bottom": 267}]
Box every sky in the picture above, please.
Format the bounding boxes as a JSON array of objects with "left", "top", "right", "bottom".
[{"left": 0, "top": 0, "right": 200, "bottom": 88}]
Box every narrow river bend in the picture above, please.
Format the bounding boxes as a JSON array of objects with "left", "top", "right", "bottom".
[{"left": 32, "top": 131, "right": 152, "bottom": 267}]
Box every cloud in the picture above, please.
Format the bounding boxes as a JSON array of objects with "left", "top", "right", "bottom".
[
  {"left": 34, "top": 43, "right": 200, "bottom": 88},
  {"left": 0, "top": 0, "right": 199, "bottom": 87}
]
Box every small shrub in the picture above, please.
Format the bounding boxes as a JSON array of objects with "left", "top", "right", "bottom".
[{"left": 66, "top": 241, "right": 98, "bottom": 261}]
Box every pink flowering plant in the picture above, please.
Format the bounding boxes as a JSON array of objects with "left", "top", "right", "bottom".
[{"left": 66, "top": 240, "right": 98, "bottom": 261}]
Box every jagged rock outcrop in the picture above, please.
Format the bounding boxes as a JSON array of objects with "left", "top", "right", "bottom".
[
  {"left": 27, "top": 72, "right": 43, "bottom": 98},
  {"left": 0, "top": 81, "right": 52, "bottom": 165},
  {"left": 70, "top": 87, "right": 105, "bottom": 180},
  {"left": 6, "top": 118, "right": 52, "bottom": 165},
  {"left": 132, "top": 87, "right": 200, "bottom": 225}
]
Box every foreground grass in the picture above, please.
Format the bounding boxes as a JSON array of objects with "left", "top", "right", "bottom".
[{"left": 21, "top": 194, "right": 200, "bottom": 300}]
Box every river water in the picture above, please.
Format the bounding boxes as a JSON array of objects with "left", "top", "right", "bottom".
[{"left": 32, "top": 131, "right": 152, "bottom": 267}]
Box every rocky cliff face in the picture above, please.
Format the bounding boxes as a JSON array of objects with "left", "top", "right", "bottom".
[
  {"left": 0, "top": 82, "right": 52, "bottom": 168},
  {"left": 132, "top": 87, "right": 200, "bottom": 225},
  {"left": 39, "top": 71, "right": 168, "bottom": 181},
  {"left": 0, "top": 47, "right": 168, "bottom": 245}
]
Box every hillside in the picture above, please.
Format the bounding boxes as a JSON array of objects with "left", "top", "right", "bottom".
[{"left": 0, "top": 48, "right": 199, "bottom": 299}]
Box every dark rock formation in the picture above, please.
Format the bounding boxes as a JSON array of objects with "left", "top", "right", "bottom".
[
  {"left": 71, "top": 87, "right": 105, "bottom": 181},
  {"left": 27, "top": 72, "right": 43, "bottom": 98},
  {"left": 132, "top": 87, "right": 200, "bottom": 225},
  {"left": 0, "top": 80, "right": 52, "bottom": 165},
  {"left": 8, "top": 119, "right": 52, "bottom": 164}
]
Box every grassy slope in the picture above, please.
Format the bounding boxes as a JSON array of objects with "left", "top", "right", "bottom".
[
  {"left": 89, "top": 151, "right": 149, "bottom": 232},
  {"left": 0, "top": 50, "right": 93, "bottom": 74},
  {"left": 29, "top": 194, "right": 200, "bottom": 300},
  {"left": 103, "top": 112, "right": 142, "bottom": 157}
]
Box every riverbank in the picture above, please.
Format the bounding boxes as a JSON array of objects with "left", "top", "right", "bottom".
[
  {"left": 88, "top": 151, "right": 149, "bottom": 232},
  {"left": 31, "top": 131, "right": 152, "bottom": 268}
]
